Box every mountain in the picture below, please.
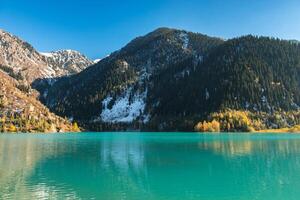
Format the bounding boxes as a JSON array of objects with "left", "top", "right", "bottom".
[
  {"left": 2, "top": 27, "right": 298, "bottom": 132},
  {"left": 42, "top": 28, "right": 300, "bottom": 131},
  {"left": 0, "top": 29, "right": 92, "bottom": 84},
  {"left": 41, "top": 28, "right": 222, "bottom": 127}
]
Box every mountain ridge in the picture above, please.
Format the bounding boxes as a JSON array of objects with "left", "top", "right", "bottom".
[{"left": 0, "top": 29, "right": 93, "bottom": 84}]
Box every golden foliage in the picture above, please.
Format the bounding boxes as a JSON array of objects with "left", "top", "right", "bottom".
[
  {"left": 195, "top": 110, "right": 257, "bottom": 132},
  {"left": 195, "top": 120, "right": 220, "bottom": 132},
  {"left": 8, "top": 124, "right": 17, "bottom": 132},
  {"left": 195, "top": 109, "right": 300, "bottom": 133},
  {"left": 0, "top": 113, "right": 81, "bottom": 133},
  {"left": 72, "top": 122, "right": 81, "bottom": 132}
]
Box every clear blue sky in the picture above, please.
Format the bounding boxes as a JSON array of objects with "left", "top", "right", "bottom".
[{"left": 1, "top": 0, "right": 300, "bottom": 59}]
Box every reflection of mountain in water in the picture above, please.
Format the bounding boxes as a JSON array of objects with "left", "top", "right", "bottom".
[
  {"left": 24, "top": 134, "right": 151, "bottom": 200},
  {"left": 198, "top": 135, "right": 300, "bottom": 157},
  {"left": 98, "top": 136, "right": 153, "bottom": 199},
  {"left": 196, "top": 135, "right": 300, "bottom": 200},
  {"left": 101, "top": 136, "right": 145, "bottom": 173},
  {"left": 0, "top": 135, "right": 80, "bottom": 199}
]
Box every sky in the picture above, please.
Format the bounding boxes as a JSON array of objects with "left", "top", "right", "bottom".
[{"left": 1, "top": 0, "right": 300, "bottom": 59}]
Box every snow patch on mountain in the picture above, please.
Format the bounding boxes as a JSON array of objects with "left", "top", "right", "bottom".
[
  {"left": 41, "top": 50, "right": 93, "bottom": 76},
  {"left": 179, "top": 32, "right": 189, "bottom": 49},
  {"left": 40, "top": 52, "right": 54, "bottom": 57},
  {"left": 94, "top": 59, "right": 101, "bottom": 63},
  {"left": 101, "top": 87, "right": 147, "bottom": 123},
  {"left": 94, "top": 55, "right": 110, "bottom": 64},
  {"left": 41, "top": 66, "right": 56, "bottom": 78}
]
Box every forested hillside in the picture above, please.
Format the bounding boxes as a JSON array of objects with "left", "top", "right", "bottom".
[
  {"left": 42, "top": 28, "right": 223, "bottom": 127},
  {"left": 41, "top": 28, "right": 299, "bottom": 132}
]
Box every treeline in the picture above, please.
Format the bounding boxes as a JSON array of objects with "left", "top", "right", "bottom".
[{"left": 194, "top": 109, "right": 300, "bottom": 132}]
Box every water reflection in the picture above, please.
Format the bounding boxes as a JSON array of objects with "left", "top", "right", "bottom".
[
  {"left": 0, "top": 134, "right": 80, "bottom": 199},
  {"left": 1, "top": 133, "right": 300, "bottom": 200},
  {"left": 198, "top": 135, "right": 300, "bottom": 157}
]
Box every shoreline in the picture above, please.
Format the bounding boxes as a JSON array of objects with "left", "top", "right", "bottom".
[{"left": 1, "top": 129, "right": 300, "bottom": 134}]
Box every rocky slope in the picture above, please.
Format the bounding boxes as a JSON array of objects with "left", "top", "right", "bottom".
[
  {"left": 0, "top": 29, "right": 50, "bottom": 83},
  {"left": 0, "top": 29, "right": 92, "bottom": 84},
  {"left": 41, "top": 50, "right": 93, "bottom": 76},
  {"left": 0, "top": 70, "right": 78, "bottom": 132}
]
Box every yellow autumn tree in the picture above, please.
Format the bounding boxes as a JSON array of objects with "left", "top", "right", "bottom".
[
  {"left": 194, "top": 120, "right": 220, "bottom": 132},
  {"left": 8, "top": 124, "right": 17, "bottom": 132},
  {"left": 211, "top": 120, "right": 220, "bottom": 132},
  {"left": 72, "top": 122, "right": 80, "bottom": 132}
]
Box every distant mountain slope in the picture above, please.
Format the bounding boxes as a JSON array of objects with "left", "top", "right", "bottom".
[
  {"left": 0, "top": 29, "right": 50, "bottom": 83},
  {"left": 41, "top": 50, "right": 93, "bottom": 76},
  {"left": 0, "top": 29, "right": 92, "bottom": 84}
]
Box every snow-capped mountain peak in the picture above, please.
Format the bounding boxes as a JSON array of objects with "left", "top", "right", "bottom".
[{"left": 41, "top": 49, "right": 93, "bottom": 76}]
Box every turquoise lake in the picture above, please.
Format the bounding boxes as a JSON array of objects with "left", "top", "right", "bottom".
[{"left": 1, "top": 133, "right": 300, "bottom": 200}]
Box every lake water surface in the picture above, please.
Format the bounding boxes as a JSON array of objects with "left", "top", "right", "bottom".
[{"left": 1, "top": 132, "right": 300, "bottom": 200}]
